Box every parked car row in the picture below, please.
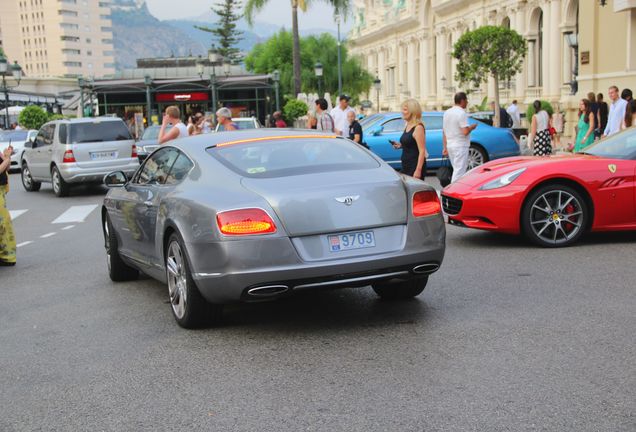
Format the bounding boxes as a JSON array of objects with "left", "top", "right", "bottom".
[{"left": 15, "top": 112, "right": 518, "bottom": 198}]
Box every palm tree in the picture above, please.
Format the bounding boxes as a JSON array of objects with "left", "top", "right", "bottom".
[{"left": 244, "top": 0, "right": 350, "bottom": 96}]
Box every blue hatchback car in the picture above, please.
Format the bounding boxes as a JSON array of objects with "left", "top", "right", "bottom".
[{"left": 361, "top": 112, "right": 520, "bottom": 171}]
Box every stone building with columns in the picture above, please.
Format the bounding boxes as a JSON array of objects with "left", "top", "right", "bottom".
[{"left": 350, "top": 0, "right": 636, "bottom": 136}]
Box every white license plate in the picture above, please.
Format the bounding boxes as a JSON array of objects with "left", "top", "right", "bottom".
[
  {"left": 328, "top": 230, "right": 376, "bottom": 252},
  {"left": 90, "top": 151, "right": 117, "bottom": 160}
]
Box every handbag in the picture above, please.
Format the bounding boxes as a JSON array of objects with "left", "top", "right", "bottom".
[{"left": 436, "top": 157, "right": 453, "bottom": 187}]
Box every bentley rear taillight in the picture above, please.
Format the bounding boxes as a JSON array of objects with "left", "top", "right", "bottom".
[
  {"left": 216, "top": 208, "right": 277, "bottom": 235},
  {"left": 62, "top": 150, "right": 76, "bottom": 163},
  {"left": 412, "top": 191, "right": 441, "bottom": 217}
]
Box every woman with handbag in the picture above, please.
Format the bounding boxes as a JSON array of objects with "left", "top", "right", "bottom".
[
  {"left": 392, "top": 99, "right": 427, "bottom": 180},
  {"left": 0, "top": 144, "right": 16, "bottom": 266},
  {"left": 530, "top": 100, "right": 552, "bottom": 156}
]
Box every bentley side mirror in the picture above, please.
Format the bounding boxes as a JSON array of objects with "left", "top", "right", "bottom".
[
  {"left": 24, "top": 140, "right": 34, "bottom": 149},
  {"left": 104, "top": 171, "right": 128, "bottom": 187}
]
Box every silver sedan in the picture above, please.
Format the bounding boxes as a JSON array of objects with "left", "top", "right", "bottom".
[{"left": 102, "top": 130, "right": 445, "bottom": 328}]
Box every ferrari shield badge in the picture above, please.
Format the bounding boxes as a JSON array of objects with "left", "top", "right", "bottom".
[{"left": 608, "top": 164, "right": 617, "bottom": 173}]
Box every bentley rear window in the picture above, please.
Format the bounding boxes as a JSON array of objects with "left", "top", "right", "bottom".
[{"left": 209, "top": 137, "right": 380, "bottom": 177}]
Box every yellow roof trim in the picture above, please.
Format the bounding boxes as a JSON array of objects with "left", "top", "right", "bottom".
[{"left": 216, "top": 135, "right": 338, "bottom": 147}]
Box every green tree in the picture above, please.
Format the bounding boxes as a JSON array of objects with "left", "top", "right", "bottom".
[
  {"left": 283, "top": 99, "right": 308, "bottom": 124},
  {"left": 244, "top": 0, "right": 351, "bottom": 96},
  {"left": 452, "top": 26, "right": 527, "bottom": 127},
  {"left": 18, "top": 106, "right": 49, "bottom": 130},
  {"left": 196, "top": 0, "right": 244, "bottom": 62},
  {"left": 245, "top": 30, "right": 373, "bottom": 101}
]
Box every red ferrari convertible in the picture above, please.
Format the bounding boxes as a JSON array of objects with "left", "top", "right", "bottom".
[{"left": 441, "top": 128, "right": 636, "bottom": 247}]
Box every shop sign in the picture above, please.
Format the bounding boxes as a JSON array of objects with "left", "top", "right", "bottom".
[{"left": 156, "top": 92, "right": 210, "bottom": 102}]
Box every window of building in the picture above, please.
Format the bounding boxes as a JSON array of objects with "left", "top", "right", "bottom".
[
  {"left": 63, "top": 61, "right": 82, "bottom": 67},
  {"left": 101, "top": 38, "right": 113, "bottom": 44},
  {"left": 87, "top": 50, "right": 92, "bottom": 56},
  {"left": 86, "top": 38, "right": 92, "bottom": 43},
  {"left": 103, "top": 50, "right": 114, "bottom": 56},
  {"left": 58, "top": 10, "right": 78, "bottom": 17},
  {"left": 101, "top": 27, "right": 113, "bottom": 32},
  {"left": 60, "top": 23, "right": 79, "bottom": 30},
  {"left": 62, "top": 49, "right": 81, "bottom": 55},
  {"left": 61, "top": 35, "right": 80, "bottom": 42}
]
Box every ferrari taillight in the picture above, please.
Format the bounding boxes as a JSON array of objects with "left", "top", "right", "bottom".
[
  {"left": 216, "top": 208, "right": 277, "bottom": 235},
  {"left": 412, "top": 191, "right": 441, "bottom": 217},
  {"left": 62, "top": 150, "right": 76, "bottom": 163}
]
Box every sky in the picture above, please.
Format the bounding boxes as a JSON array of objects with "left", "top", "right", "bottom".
[{"left": 145, "top": 0, "right": 350, "bottom": 31}]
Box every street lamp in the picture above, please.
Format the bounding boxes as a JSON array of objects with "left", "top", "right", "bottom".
[
  {"left": 196, "top": 55, "right": 205, "bottom": 78},
  {"left": 207, "top": 45, "right": 222, "bottom": 120},
  {"left": 566, "top": 32, "right": 579, "bottom": 95},
  {"left": 144, "top": 75, "right": 153, "bottom": 124},
  {"left": 0, "top": 54, "right": 23, "bottom": 129},
  {"left": 335, "top": 13, "right": 343, "bottom": 96},
  {"left": 223, "top": 59, "right": 231, "bottom": 77},
  {"left": 373, "top": 77, "right": 381, "bottom": 113},
  {"left": 77, "top": 76, "right": 86, "bottom": 118},
  {"left": 314, "top": 62, "right": 323, "bottom": 95},
  {"left": 272, "top": 69, "right": 280, "bottom": 112},
  {"left": 441, "top": 76, "right": 455, "bottom": 93}
]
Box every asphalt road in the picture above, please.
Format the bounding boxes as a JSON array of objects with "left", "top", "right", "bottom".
[{"left": 1, "top": 172, "right": 634, "bottom": 432}]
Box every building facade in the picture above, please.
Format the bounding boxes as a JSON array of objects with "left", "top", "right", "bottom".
[
  {"left": 0, "top": 0, "right": 116, "bottom": 79},
  {"left": 350, "top": 0, "right": 635, "bottom": 134}
]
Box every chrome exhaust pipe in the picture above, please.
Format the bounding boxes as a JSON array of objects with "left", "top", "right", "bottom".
[
  {"left": 412, "top": 263, "right": 440, "bottom": 275},
  {"left": 247, "top": 285, "right": 290, "bottom": 297}
]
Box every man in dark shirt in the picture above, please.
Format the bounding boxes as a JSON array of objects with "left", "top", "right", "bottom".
[{"left": 347, "top": 111, "right": 366, "bottom": 148}]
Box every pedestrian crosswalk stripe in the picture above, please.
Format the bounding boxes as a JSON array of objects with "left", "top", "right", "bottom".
[
  {"left": 9, "top": 209, "right": 27, "bottom": 220},
  {"left": 51, "top": 204, "right": 98, "bottom": 224},
  {"left": 17, "top": 241, "right": 33, "bottom": 248}
]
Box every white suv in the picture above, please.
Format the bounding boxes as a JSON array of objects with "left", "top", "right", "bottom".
[{"left": 21, "top": 117, "right": 140, "bottom": 197}]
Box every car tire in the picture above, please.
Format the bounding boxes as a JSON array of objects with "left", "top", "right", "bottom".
[
  {"left": 521, "top": 183, "right": 588, "bottom": 248},
  {"left": 166, "top": 233, "right": 223, "bottom": 328},
  {"left": 468, "top": 144, "right": 488, "bottom": 170},
  {"left": 21, "top": 162, "right": 41, "bottom": 192},
  {"left": 51, "top": 166, "right": 70, "bottom": 197},
  {"left": 104, "top": 214, "right": 139, "bottom": 282},
  {"left": 372, "top": 277, "right": 428, "bottom": 300}
]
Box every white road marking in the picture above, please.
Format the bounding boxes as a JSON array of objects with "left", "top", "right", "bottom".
[
  {"left": 40, "top": 232, "right": 57, "bottom": 238},
  {"left": 52, "top": 205, "right": 98, "bottom": 224},
  {"left": 9, "top": 209, "right": 28, "bottom": 220},
  {"left": 62, "top": 225, "right": 75, "bottom": 230},
  {"left": 17, "top": 241, "right": 33, "bottom": 248}
]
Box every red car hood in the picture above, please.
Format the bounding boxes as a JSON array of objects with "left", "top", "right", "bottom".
[{"left": 448, "top": 154, "right": 603, "bottom": 188}]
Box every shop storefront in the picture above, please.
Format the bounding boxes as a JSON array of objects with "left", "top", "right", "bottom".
[{"left": 92, "top": 74, "right": 277, "bottom": 127}]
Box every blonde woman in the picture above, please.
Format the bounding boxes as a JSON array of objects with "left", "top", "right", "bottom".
[{"left": 391, "top": 99, "right": 427, "bottom": 179}]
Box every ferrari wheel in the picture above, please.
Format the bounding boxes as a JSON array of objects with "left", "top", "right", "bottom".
[
  {"left": 166, "top": 233, "right": 223, "bottom": 328},
  {"left": 372, "top": 277, "right": 428, "bottom": 300},
  {"left": 522, "top": 184, "right": 588, "bottom": 247}
]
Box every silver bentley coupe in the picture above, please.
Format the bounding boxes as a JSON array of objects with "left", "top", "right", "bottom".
[{"left": 102, "top": 130, "right": 445, "bottom": 328}]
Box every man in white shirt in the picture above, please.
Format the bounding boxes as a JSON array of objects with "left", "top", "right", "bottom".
[
  {"left": 506, "top": 100, "right": 521, "bottom": 129},
  {"left": 603, "top": 85, "right": 628, "bottom": 137},
  {"left": 330, "top": 95, "right": 355, "bottom": 136},
  {"left": 443, "top": 92, "right": 478, "bottom": 183}
]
